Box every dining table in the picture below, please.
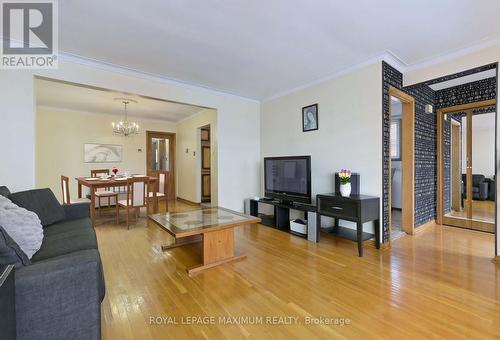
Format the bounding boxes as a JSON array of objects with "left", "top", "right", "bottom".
[{"left": 76, "top": 175, "right": 158, "bottom": 225}]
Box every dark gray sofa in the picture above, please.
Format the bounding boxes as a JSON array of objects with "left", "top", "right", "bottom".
[{"left": 0, "top": 186, "right": 105, "bottom": 340}]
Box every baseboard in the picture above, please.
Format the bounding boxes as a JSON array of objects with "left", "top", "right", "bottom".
[
  {"left": 493, "top": 256, "right": 500, "bottom": 264},
  {"left": 414, "top": 219, "right": 436, "bottom": 234},
  {"left": 176, "top": 197, "right": 200, "bottom": 206}
]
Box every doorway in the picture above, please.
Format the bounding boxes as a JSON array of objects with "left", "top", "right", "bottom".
[
  {"left": 200, "top": 125, "right": 211, "bottom": 203},
  {"left": 437, "top": 99, "right": 496, "bottom": 232},
  {"left": 388, "top": 86, "right": 415, "bottom": 240},
  {"left": 146, "top": 131, "right": 176, "bottom": 200}
]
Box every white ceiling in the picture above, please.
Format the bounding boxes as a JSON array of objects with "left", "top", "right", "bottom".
[
  {"left": 56, "top": 0, "right": 500, "bottom": 100},
  {"left": 35, "top": 78, "right": 206, "bottom": 122},
  {"left": 429, "top": 69, "right": 497, "bottom": 91}
]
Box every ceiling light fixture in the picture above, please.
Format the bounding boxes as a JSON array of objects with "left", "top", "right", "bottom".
[{"left": 112, "top": 98, "right": 140, "bottom": 137}]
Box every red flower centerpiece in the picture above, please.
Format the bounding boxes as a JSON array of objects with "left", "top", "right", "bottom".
[{"left": 111, "top": 167, "right": 119, "bottom": 176}]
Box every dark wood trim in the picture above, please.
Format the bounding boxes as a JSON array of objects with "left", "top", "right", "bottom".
[
  {"left": 200, "top": 128, "right": 210, "bottom": 141},
  {"left": 201, "top": 146, "right": 211, "bottom": 170}
]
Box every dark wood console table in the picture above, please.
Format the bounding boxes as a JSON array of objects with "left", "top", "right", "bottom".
[{"left": 316, "top": 193, "right": 380, "bottom": 256}]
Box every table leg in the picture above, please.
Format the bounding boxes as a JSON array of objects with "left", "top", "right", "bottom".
[
  {"left": 316, "top": 212, "right": 321, "bottom": 242},
  {"left": 374, "top": 218, "right": 380, "bottom": 249},
  {"left": 154, "top": 192, "right": 158, "bottom": 213},
  {"left": 90, "top": 188, "right": 96, "bottom": 226},
  {"left": 187, "top": 227, "right": 246, "bottom": 276},
  {"left": 78, "top": 183, "right": 82, "bottom": 199},
  {"left": 357, "top": 222, "right": 363, "bottom": 257}
]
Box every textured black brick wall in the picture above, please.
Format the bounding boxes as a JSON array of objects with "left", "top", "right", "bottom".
[
  {"left": 435, "top": 77, "right": 496, "bottom": 110},
  {"left": 382, "top": 61, "right": 403, "bottom": 242},
  {"left": 403, "top": 84, "right": 437, "bottom": 226}
]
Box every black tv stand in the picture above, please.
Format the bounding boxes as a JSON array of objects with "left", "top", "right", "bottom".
[{"left": 244, "top": 198, "right": 317, "bottom": 242}]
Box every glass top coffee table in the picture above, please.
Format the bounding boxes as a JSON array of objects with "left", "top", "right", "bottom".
[{"left": 149, "top": 207, "right": 261, "bottom": 276}]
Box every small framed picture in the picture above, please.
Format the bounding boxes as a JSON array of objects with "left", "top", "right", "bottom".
[{"left": 302, "top": 104, "right": 318, "bottom": 132}]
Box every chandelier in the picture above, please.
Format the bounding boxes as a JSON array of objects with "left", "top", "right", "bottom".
[{"left": 112, "top": 98, "right": 140, "bottom": 136}]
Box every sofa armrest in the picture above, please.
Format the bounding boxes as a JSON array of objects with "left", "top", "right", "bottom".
[
  {"left": 63, "top": 202, "right": 90, "bottom": 220},
  {"left": 479, "top": 182, "right": 489, "bottom": 200},
  {"left": 15, "top": 249, "right": 102, "bottom": 340}
]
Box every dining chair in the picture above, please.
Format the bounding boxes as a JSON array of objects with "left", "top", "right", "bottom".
[
  {"left": 91, "top": 169, "right": 118, "bottom": 216},
  {"left": 61, "top": 175, "right": 90, "bottom": 205},
  {"left": 117, "top": 177, "right": 149, "bottom": 229},
  {"left": 148, "top": 170, "right": 169, "bottom": 212}
]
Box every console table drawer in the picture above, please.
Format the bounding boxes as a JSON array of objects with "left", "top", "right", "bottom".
[{"left": 319, "top": 198, "right": 357, "bottom": 218}]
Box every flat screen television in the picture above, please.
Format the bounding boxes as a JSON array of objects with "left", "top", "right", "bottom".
[{"left": 264, "top": 156, "right": 311, "bottom": 204}]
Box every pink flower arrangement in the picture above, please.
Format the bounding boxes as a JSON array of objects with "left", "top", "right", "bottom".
[{"left": 338, "top": 169, "right": 352, "bottom": 185}]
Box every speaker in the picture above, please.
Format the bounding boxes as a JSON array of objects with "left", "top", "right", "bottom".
[{"left": 334, "top": 172, "right": 360, "bottom": 195}]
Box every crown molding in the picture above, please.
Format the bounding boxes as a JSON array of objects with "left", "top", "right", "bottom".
[
  {"left": 262, "top": 50, "right": 405, "bottom": 103},
  {"left": 56, "top": 51, "right": 260, "bottom": 104},
  {"left": 403, "top": 35, "right": 500, "bottom": 73}
]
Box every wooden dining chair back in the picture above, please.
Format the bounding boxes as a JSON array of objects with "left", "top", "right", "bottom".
[
  {"left": 148, "top": 171, "right": 168, "bottom": 212},
  {"left": 118, "top": 177, "right": 149, "bottom": 229},
  {"left": 89, "top": 168, "right": 118, "bottom": 216},
  {"left": 61, "top": 175, "right": 90, "bottom": 205},
  {"left": 61, "top": 175, "right": 71, "bottom": 204},
  {"left": 91, "top": 169, "right": 110, "bottom": 178}
]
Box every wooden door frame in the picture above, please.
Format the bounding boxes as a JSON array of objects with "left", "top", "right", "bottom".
[
  {"left": 388, "top": 86, "right": 415, "bottom": 239},
  {"left": 450, "top": 120, "right": 462, "bottom": 212},
  {"left": 436, "top": 99, "right": 496, "bottom": 226},
  {"left": 146, "top": 130, "right": 176, "bottom": 201}
]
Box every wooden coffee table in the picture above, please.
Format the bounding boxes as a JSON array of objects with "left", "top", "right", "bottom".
[{"left": 149, "top": 207, "right": 261, "bottom": 276}]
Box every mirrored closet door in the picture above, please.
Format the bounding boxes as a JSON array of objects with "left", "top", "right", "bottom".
[{"left": 438, "top": 100, "right": 496, "bottom": 233}]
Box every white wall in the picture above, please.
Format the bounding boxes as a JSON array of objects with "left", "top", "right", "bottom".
[
  {"left": 0, "top": 58, "right": 260, "bottom": 212},
  {"left": 35, "top": 107, "right": 177, "bottom": 202},
  {"left": 0, "top": 72, "right": 35, "bottom": 192},
  {"left": 460, "top": 113, "right": 495, "bottom": 178},
  {"left": 176, "top": 108, "right": 218, "bottom": 204},
  {"left": 261, "top": 63, "right": 382, "bottom": 235},
  {"left": 405, "top": 43, "right": 500, "bottom": 256}
]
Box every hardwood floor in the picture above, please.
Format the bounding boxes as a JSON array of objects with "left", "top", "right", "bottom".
[{"left": 96, "top": 201, "right": 500, "bottom": 339}]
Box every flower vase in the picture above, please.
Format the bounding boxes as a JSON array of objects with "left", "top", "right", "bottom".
[{"left": 340, "top": 182, "right": 351, "bottom": 197}]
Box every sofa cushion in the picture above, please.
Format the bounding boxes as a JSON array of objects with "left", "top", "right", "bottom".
[
  {"left": 0, "top": 186, "right": 11, "bottom": 197},
  {"left": 43, "top": 218, "right": 92, "bottom": 237},
  {"left": 31, "top": 226, "right": 97, "bottom": 262},
  {"left": 0, "top": 225, "right": 30, "bottom": 267},
  {"left": 9, "top": 189, "right": 66, "bottom": 227}
]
